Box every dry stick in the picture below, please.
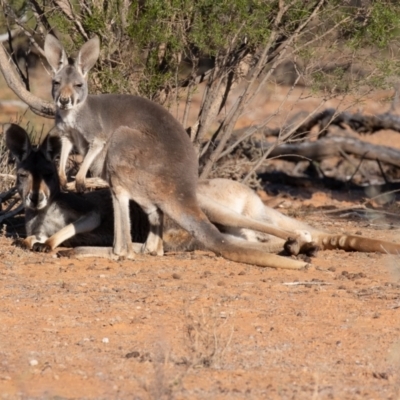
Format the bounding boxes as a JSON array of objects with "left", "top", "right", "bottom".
[
  {"left": 4, "top": 23, "right": 29, "bottom": 91},
  {"left": 182, "top": 58, "right": 199, "bottom": 130},
  {"left": 0, "top": 43, "right": 55, "bottom": 117},
  {"left": 65, "top": 177, "right": 109, "bottom": 191},
  {"left": 267, "top": 136, "right": 400, "bottom": 168},
  {"left": 192, "top": 64, "right": 222, "bottom": 149},
  {"left": 199, "top": 32, "right": 282, "bottom": 177},
  {"left": 282, "top": 282, "right": 332, "bottom": 286},
  {"left": 0, "top": 186, "right": 17, "bottom": 203},
  {"left": 53, "top": 0, "right": 89, "bottom": 40},
  {"left": 219, "top": 64, "right": 305, "bottom": 159},
  {"left": 376, "top": 158, "right": 390, "bottom": 184},
  {"left": 198, "top": 3, "right": 290, "bottom": 167},
  {"left": 2, "top": 197, "right": 19, "bottom": 213},
  {"left": 201, "top": 0, "right": 327, "bottom": 179},
  {"left": 0, "top": 203, "right": 23, "bottom": 224},
  {"left": 182, "top": 82, "right": 195, "bottom": 131},
  {"left": 27, "top": 0, "right": 53, "bottom": 34},
  {"left": 345, "top": 150, "right": 369, "bottom": 184},
  {"left": 242, "top": 97, "right": 326, "bottom": 183},
  {"left": 246, "top": 0, "right": 327, "bottom": 106},
  {"left": 3, "top": 1, "right": 47, "bottom": 59},
  {"left": 368, "top": 188, "right": 400, "bottom": 203}
]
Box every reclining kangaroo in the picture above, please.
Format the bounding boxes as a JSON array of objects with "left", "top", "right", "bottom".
[{"left": 6, "top": 124, "right": 400, "bottom": 267}]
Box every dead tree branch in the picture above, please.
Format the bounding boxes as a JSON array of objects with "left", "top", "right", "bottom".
[
  {"left": 264, "top": 108, "right": 400, "bottom": 139},
  {"left": 266, "top": 136, "right": 400, "bottom": 168},
  {"left": 0, "top": 43, "right": 55, "bottom": 117}
]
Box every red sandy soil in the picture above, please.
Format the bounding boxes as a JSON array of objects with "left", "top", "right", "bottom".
[
  {"left": 0, "top": 193, "right": 399, "bottom": 400},
  {"left": 1, "top": 65, "right": 400, "bottom": 400}
]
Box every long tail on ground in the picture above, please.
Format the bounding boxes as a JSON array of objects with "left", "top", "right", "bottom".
[{"left": 316, "top": 234, "right": 400, "bottom": 254}]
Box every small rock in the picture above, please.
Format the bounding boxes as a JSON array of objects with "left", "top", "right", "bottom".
[
  {"left": 102, "top": 338, "right": 109, "bottom": 343},
  {"left": 172, "top": 273, "right": 181, "bottom": 280},
  {"left": 29, "top": 359, "right": 38, "bottom": 366},
  {"left": 125, "top": 351, "right": 140, "bottom": 359}
]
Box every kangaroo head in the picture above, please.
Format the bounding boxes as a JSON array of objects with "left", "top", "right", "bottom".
[
  {"left": 44, "top": 34, "right": 100, "bottom": 111},
  {"left": 4, "top": 124, "right": 61, "bottom": 211}
]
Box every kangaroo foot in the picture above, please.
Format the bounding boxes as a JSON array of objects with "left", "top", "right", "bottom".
[
  {"left": 284, "top": 237, "right": 319, "bottom": 257},
  {"left": 32, "top": 242, "right": 52, "bottom": 253},
  {"left": 75, "top": 177, "right": 87, "bottom": 193},
  {"left": 141, "top": 242, "right": 164, "bottom": 256}
]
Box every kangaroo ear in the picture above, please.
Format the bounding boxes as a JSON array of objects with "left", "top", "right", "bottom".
[
  {"left": 4, "top": 123, "right": 32, "bottom": 163},
  {"left": 76, "top": 36, "right": 100, "bottom": 77},
  {"left": 41, "top": 133, "right": 62, "bottom": 161},
  {"left": 44, "top": 34, "right": 68, "bottom": 73}
]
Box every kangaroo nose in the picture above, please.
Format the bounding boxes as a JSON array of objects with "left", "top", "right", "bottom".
[
  {"left": 59, "top": 97, "right": 70, "bottom": 105},
  {"left": 28, "top": 192, "right": 44, "bottom": 206}
]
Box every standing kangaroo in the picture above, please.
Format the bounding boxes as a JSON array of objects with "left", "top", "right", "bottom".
[
  {"left": 44, "top": 34, "right": 316, "bottom": 270},
  {"left": 5, "top": 123, "right": 400, "bottom": 264}
]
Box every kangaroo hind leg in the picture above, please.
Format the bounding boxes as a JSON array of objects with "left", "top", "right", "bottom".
[
  {"left": 161, "top": 197, "right": 308, "bottom": 270},
  {"left": 140, "top": 205, "right": 164, "bottom": 256},
  {"left": 111, "top": 189, "right": 136, "bottom": 259}
]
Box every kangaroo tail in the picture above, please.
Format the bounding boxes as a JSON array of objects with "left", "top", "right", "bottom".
[{"left": 317, "top": 234, "right": 400, "bottom": 254}]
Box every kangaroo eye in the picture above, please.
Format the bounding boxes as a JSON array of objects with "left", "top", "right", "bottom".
[
  {"left": 53, "top": 80, "right": 60, "bottom": 86},
  {"left": 74, "top": 83, "right": 83, "bottom": 88},
  {"left": 18, "top": 172, "right": 28, "bottom": 179}
]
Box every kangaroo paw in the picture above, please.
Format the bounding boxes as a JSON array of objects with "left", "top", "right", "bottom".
[
  {"left": 32, "top": 242, "right": 52, "bottom": 253},
  {"left": 75, "top": 178, "right": 86, "bottom": 193},
  {"left": 284, "top": 237, "right": 301, "bottom": 256},
  {"left": 301, "top": 241, "right": 320, "bottom": 257}
]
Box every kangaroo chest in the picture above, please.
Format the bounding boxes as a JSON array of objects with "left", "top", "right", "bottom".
[{"left": 25, "top": 203, "right": 80, "bottom": 239}]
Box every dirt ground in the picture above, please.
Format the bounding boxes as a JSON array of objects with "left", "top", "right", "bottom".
[
  {"left": 1, "top": 63, "right": 400, "bottom": 399},
  {"left": 0, "top": 189, "right": 400, "bottom": 400}
]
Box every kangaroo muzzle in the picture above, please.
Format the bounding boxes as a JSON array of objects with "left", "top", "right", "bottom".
[
  {"left": 57, "top": 95, "right": 74, "bottom": 110},
  {"left": 26, "top": 191, "right": 48, "bottom": 210}
]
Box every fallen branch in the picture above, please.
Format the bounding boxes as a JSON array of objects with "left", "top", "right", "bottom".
[
  {"left": 282, "top": 281, "right": 332, "bottom": 286},
  {"left": 264, "top": 108, "right": 400, "bottom": 139},
  {"left": 65, "top": 177, "right": 109, "bottom": 191},
  {"left": 266, "top": 136, "right": 400, "bottom": 168},
  {"left": 0, "top": 202, "right": 23, "bottom": 224}
]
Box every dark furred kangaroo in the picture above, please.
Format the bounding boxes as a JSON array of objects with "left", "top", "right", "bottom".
[
  {"left": 5, "top": 124, "right": 103, "bottom": 250},
  {"left": 6, "top": 124, "right": 400, "bottom": 263}
]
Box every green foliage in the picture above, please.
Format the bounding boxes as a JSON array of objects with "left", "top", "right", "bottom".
[
  {"left": 344, "top": 1, "right": 400, "bottom": 49},
  {"left": 370, "top": 59, "right": 400, "bottom": 89},
  {"left": 123, "top": 0, "right": 277, "bottom": 98},
  {"left": 3, "top": 0, "right": 400, "bottom": 102}
]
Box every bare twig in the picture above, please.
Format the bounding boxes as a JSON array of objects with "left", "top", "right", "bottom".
[
  {"left": 282, "top": 281, "right": 332, "bottom": 286},
  {"left": 0, "top": 202, "right": 23, "bottom": 224}
]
